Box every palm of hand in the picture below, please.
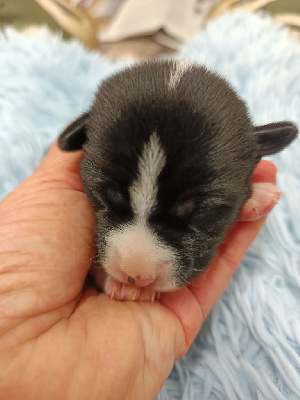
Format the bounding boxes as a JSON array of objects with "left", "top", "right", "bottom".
[{"left": 0, "top": 144, "right": 275, "bottom": 400}]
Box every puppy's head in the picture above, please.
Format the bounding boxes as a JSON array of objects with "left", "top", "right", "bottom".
[{"left": 59, "top": 61, "right": 297, "bottom": 291}]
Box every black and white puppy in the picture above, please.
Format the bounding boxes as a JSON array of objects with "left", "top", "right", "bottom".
[{"left": 58, "top": 60, "right": 297, "bottom": 301}]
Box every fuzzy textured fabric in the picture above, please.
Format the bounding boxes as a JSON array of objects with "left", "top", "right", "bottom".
[{"left": 0, "top": 11, "right": 299, "bottom": 400}]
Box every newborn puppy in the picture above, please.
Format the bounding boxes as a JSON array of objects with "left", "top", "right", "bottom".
[{"left": 58, "top": 60, "right": 297, "bottom": 301}]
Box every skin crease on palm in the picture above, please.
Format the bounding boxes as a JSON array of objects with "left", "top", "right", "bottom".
[{"left": 0, "top": 142, "right": 277, "bottom": 400}]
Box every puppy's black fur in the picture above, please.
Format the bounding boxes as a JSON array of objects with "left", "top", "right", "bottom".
[{"left": 58, "top": 61, "right": 297, "bottom": 287}]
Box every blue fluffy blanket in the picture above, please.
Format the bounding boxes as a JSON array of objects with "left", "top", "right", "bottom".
[{"left": 0, "top": 11, "right": 299, "bottom": 399}]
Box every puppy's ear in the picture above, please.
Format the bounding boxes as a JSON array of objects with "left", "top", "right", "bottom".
[
  {"left": 254, "top": 121, "right": 298, "bottom": 157},
  {"left": 58, "top": 113, "right": 89, "bottom": 151}
]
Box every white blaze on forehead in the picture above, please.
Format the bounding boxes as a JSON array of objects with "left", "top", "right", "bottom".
[
  {"left": 168, "top": 60, "right": 194, "bottom": 90},
  {"left": 129, "top": 132, "right": 166, "bottom": 220}
]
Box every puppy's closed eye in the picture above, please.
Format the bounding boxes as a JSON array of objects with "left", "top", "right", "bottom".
[
  {"left": 106, "top": 187, "right": 128, "bottom": 210},
  {"left": 190, "top": 205, "right": 234, "bottom": 235},
  {"left": 171, "top": 200, "right": 196, "bottom": 220}
]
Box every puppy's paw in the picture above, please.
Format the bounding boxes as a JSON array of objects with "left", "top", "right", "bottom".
[
  {"left": 239, "top": 182, "right": 281, "bottom": 221},
  {"left": 104, "top": 277, "right": 159, "bottom": 302}
]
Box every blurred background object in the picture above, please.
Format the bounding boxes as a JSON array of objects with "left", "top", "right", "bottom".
[
  {"left": 35, "top": 0, "right": 98, "bottom": 48},
  {"left": 0, "top": 0, "right": 299, "bottom": 58},
  {"left": 0, "top": 0, "right": 72, "bottom": 38},
  {"left": 208, "top": 0, "right": 300, "bottom": 40},
  {"left": 0, "top": 0, "right": 223, "bottom": 58}
]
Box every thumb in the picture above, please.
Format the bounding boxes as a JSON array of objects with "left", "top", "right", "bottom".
[
  {"left": 0, "top": 141, "right": 95, "bottom": 329},
  {"left": 36, "top": 141, "right": 85, "bottom": 192}
]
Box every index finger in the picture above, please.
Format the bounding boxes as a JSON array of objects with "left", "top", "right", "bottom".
[
  {"left": 252, "top": 159, "right": 277, "bottom": 184},
  {"left": 189, "top": 159, "right": 277, "bottom": 318}
]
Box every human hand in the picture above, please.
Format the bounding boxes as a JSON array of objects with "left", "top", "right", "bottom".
[{"left": 0, "top": 143, "right": 277, "bottom": 400}]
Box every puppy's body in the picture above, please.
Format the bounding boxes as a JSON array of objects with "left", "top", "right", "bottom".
[{"left": 59, "top": 60, "right": 297, "bottom": 299}]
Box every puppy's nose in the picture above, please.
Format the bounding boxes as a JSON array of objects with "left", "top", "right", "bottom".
[{"left": 127, "top": 275, "right": 156, "bottom": 287}]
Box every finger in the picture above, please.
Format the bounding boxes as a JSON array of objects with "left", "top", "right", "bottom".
[
  {"left": 159, "top": 286, "right": 204, "bottom": 353},
  {"left": 190, "top": 160, "right": 278, "bottom": 316},
  {"left": 39, "top": 141, "right": 83, "bottom": 174},
  {"left": 35, "top": 142, "right": 84, "bottom": 192},
  {"left": 252, "top": 159, "right": 277, "bottom": 184},
  {"left": 0, "top": 143, "right": 94, "bottom": 327},
  {"left": 161, "top": 160, "right": 278, "bottom": 347}
]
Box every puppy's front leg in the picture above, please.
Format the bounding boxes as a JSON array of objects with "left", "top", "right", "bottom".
[
  {"left": 90, "top": 266, "right": 158, "bottom": 302},
  {"left": 239, "top": 182, "right": 281, "bottom": 221}
]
